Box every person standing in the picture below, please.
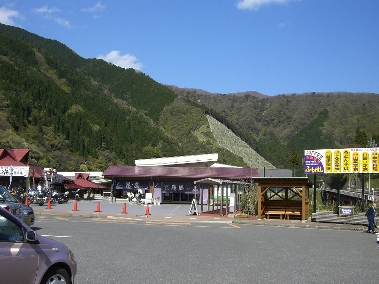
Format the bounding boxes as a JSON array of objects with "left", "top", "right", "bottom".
[{"left": 365, "top": 203, "right": 377, "bottom": 233}]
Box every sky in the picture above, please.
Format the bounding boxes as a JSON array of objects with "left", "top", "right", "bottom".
[{"left": 0, "top": 0, "right": 378, "bottom": 96}]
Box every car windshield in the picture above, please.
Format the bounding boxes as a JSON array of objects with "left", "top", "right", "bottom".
[
  {"left": 10, "top": 193, "right": 22, "bottom": 203},
  {"left": 0, "top": 187, "right": 18, "bottom": 203}
]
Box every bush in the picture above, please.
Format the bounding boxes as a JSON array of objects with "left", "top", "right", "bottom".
[{"left": 240, "top": 182, "right": 258, "bottom": 215}]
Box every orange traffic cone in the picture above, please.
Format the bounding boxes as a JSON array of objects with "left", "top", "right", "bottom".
[
  {"left": 145, "top": 203, "right": 151, "bottom": 215},
  {"left": 121, "top": 203, "right": 127, "bottom": 214},
  {"left": 46, "top": 198, "right": 52, "bottom": 209},
  {"left": 94, "top": 201, "right": 101, "bottom": 212},
  {"left": 72, "top": 200, "right": 79, "bottom": 211},
  {"left": 24, "top": 197, "right": 29, "bottom": 206}
]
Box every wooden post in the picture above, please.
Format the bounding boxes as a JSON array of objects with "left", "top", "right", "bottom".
[{"left": 258, "top": 185, "right": 262, "bottom": 219}]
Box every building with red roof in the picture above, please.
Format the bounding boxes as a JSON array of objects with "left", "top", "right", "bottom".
[
  {"left": 103, "top": 153, "right": 261, "bottom": 204},
  {"left": 0, "top": 148, "right": 32, "bottom": 191},
  {"left": 0, "top": 149, "right": 70, "bottom": 194}
]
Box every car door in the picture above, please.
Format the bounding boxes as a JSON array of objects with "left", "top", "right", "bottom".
[{"left": 0, "top": 214, "right": 39, "bottom": 283}]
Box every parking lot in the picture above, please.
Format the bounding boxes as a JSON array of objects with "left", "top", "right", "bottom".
[{"left": 32, "top": 201, "right": 379, "bottom": 284}]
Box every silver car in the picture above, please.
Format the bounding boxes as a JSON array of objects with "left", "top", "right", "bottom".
[
  {"left": 0, "top": 186, "right": 34, "bottom": 226},
  {"left": 0, "top": 206, "right": 77, "bottom": 283},
  {"left": 11, "top": 192, "right": 35, "bottom": 226}
]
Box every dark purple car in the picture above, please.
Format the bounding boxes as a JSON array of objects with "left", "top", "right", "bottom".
[{"left": 0, "top": 206, "right": 77, "bottom": 283}]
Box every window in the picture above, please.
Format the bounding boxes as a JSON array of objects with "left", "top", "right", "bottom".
[{"left": 0, "top": 216, "right": 24, "bottom": 242}]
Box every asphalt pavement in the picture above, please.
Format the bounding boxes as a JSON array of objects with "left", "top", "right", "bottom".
[{"left": 30, "top": 197, "right": 369, "bottom": 232}]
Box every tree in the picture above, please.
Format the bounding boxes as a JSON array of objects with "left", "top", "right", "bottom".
[
  {"left": 354, "top": 127, "right": 368, "bottom": 147},
  {"left": 287, "top": 148, "right": 302, "bottom": 176},
  {"left": 240, "top": 181, "right": 258, "bottom": 215}
]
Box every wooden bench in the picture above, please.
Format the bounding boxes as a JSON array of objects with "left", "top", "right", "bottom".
[
  {"left": 285, "top": 207, "right": 302, "bottom": 219},
  {"left": 265, "top": 209, "right": 286, "bottom": 219},
  {"left": 263, "top": 201, "right": 305, "bottom": 220}
]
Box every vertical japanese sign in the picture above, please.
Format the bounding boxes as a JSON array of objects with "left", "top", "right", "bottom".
[
  {"left": 334, "top": 150, "right": 341, "bottom": 172},
  {"left": 304, "top": 148, "right": 379, "bottom": 174},
  {"left": 343, "top": 150, "right": 350, "bottom": 172},
  {"left": 325, "top": 150, "right": 332, "bottom": 172},
  {"left": 372, "top": 151, "right": 379, "bottom": 172}
]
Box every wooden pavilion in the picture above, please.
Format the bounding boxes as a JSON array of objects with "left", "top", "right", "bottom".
[{"left": 255, "top": 177, "right": 312, "bottom": 221}]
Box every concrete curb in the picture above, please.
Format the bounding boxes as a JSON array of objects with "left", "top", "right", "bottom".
[{"left": 34, "top": 208, "right": 367, "bottom": 231}]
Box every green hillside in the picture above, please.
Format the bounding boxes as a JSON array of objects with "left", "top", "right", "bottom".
[
  {"left": 2, "top": 23, "right": 378, "bottom": 175},
  {"left": 0, "top": 23, "right": 254, "bottom": 170},
  {"left": 176, "top": 89, "right": 379, "bottom": 169}
]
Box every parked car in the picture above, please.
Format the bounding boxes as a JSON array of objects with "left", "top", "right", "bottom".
[
  {"left": 0, "top": 206, "right": 77, "bottom": 283},
  {"left": 0, "top": 186, "right": 34, "bottom": 226},
  {"left": 10, "top": 191, "right": 35, "bottom": 226}
]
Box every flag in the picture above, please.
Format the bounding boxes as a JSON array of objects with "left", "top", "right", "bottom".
[{"left": 8, "top": 166, "right": 13, "bottom": 190}]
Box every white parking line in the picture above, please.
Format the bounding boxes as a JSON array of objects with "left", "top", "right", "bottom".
[{"left": 41, "top": 235, "right": 72, "bottom": 238}]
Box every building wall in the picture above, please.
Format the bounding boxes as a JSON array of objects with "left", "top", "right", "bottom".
[{"left": 258, "top": 168, "right": 293, "bottom": 177}]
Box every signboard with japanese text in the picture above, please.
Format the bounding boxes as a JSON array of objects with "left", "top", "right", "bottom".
[
  {"left": 304, "top": 148, "right": 379, "bottom": 174},
  {"left": 115, "top": 180, "right": 149, "bottom": 190},
  {"left": 0, "top": 166, "right": 29, "bottom": 177},
  {"left": 160, "top": 181, "right": 200, "bottom": 194}
]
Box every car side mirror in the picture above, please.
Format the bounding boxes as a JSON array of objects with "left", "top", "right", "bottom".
[{"left": 26, "top": 230, "right": 37, "bottom": 242}]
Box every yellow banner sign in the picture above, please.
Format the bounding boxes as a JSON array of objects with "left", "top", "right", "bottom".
[{"left": 304, "top": 148, "right": 379, "bottom": 174}]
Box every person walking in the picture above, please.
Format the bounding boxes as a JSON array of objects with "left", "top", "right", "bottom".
[{"left": 365, "top": 203, "right": 377, "bottom": 234}]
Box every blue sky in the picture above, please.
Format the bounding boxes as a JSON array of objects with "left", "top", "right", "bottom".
[{"left": 0, "top": 0, "right": 378, "bottom": 96}]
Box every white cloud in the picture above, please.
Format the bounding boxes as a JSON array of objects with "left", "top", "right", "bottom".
[
  {"left": 237, "top": 0, "right": 291, "bottom": 11},
  {"left": 82, "top": 2, "right": 106, "bottom": 12},
  {"left": 31, "top": 5, "right": 70, "bottom": 28},
  {"left": 0, "top": 6, "right": 22, "bottom": 25},
  {"left": 33, "top": 5, "right": 59, "bottom": 13},
  {"left": 97, "top": 50, "right": 143, "bottom": 70},
  {"left": 55, "top": 17, "right": 71, "bottom": 28}
]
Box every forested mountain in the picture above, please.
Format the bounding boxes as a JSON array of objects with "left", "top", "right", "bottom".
[
  {"left": 172, "top": 88, "right": 379, "bottom": 170},
  {"left": 0, "top": 23, "right": 378, "bottom": 175},
  {"left": 0, "top": 23, "right": 250, "bottom": 171}
]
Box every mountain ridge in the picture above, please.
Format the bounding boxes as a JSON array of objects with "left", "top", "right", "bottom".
[
  {"left": 1, "top": 23, "right": 378, "bottom": 175},
  {"left": 0, "top": 23, "right": 269, "bottom": 170}
]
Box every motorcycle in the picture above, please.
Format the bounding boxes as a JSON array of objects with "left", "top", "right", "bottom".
[
  {"left": 133, "top": 193, "right": 144, "bottom": 205},
  {"left": 51, "top": 191, "right": 61, "bottom": 204},
  {"left": 75, "top": 189, "right": 82, "bottom": 201},
  {"left": 57, "top": 191, "right": 69, "bottom": 204},
  {"left": 50, "top": 191, "right": 69, "bottom": 204},
  {"left": 27, "top": 189, "right": 45, "bottom": 206},
  {"left": 39, "top": 188, "right": 54, "bottom": 206}
]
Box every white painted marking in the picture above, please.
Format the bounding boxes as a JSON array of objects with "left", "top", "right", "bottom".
[
  {"left": 169, "top": 205, "right": 181, "bottom": 215},
  {"left": 41, "top": 235, "right": 72, "bottom": 238},
  {"left": 11, "top": 243, "right": 22, "bottom": 256}
]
